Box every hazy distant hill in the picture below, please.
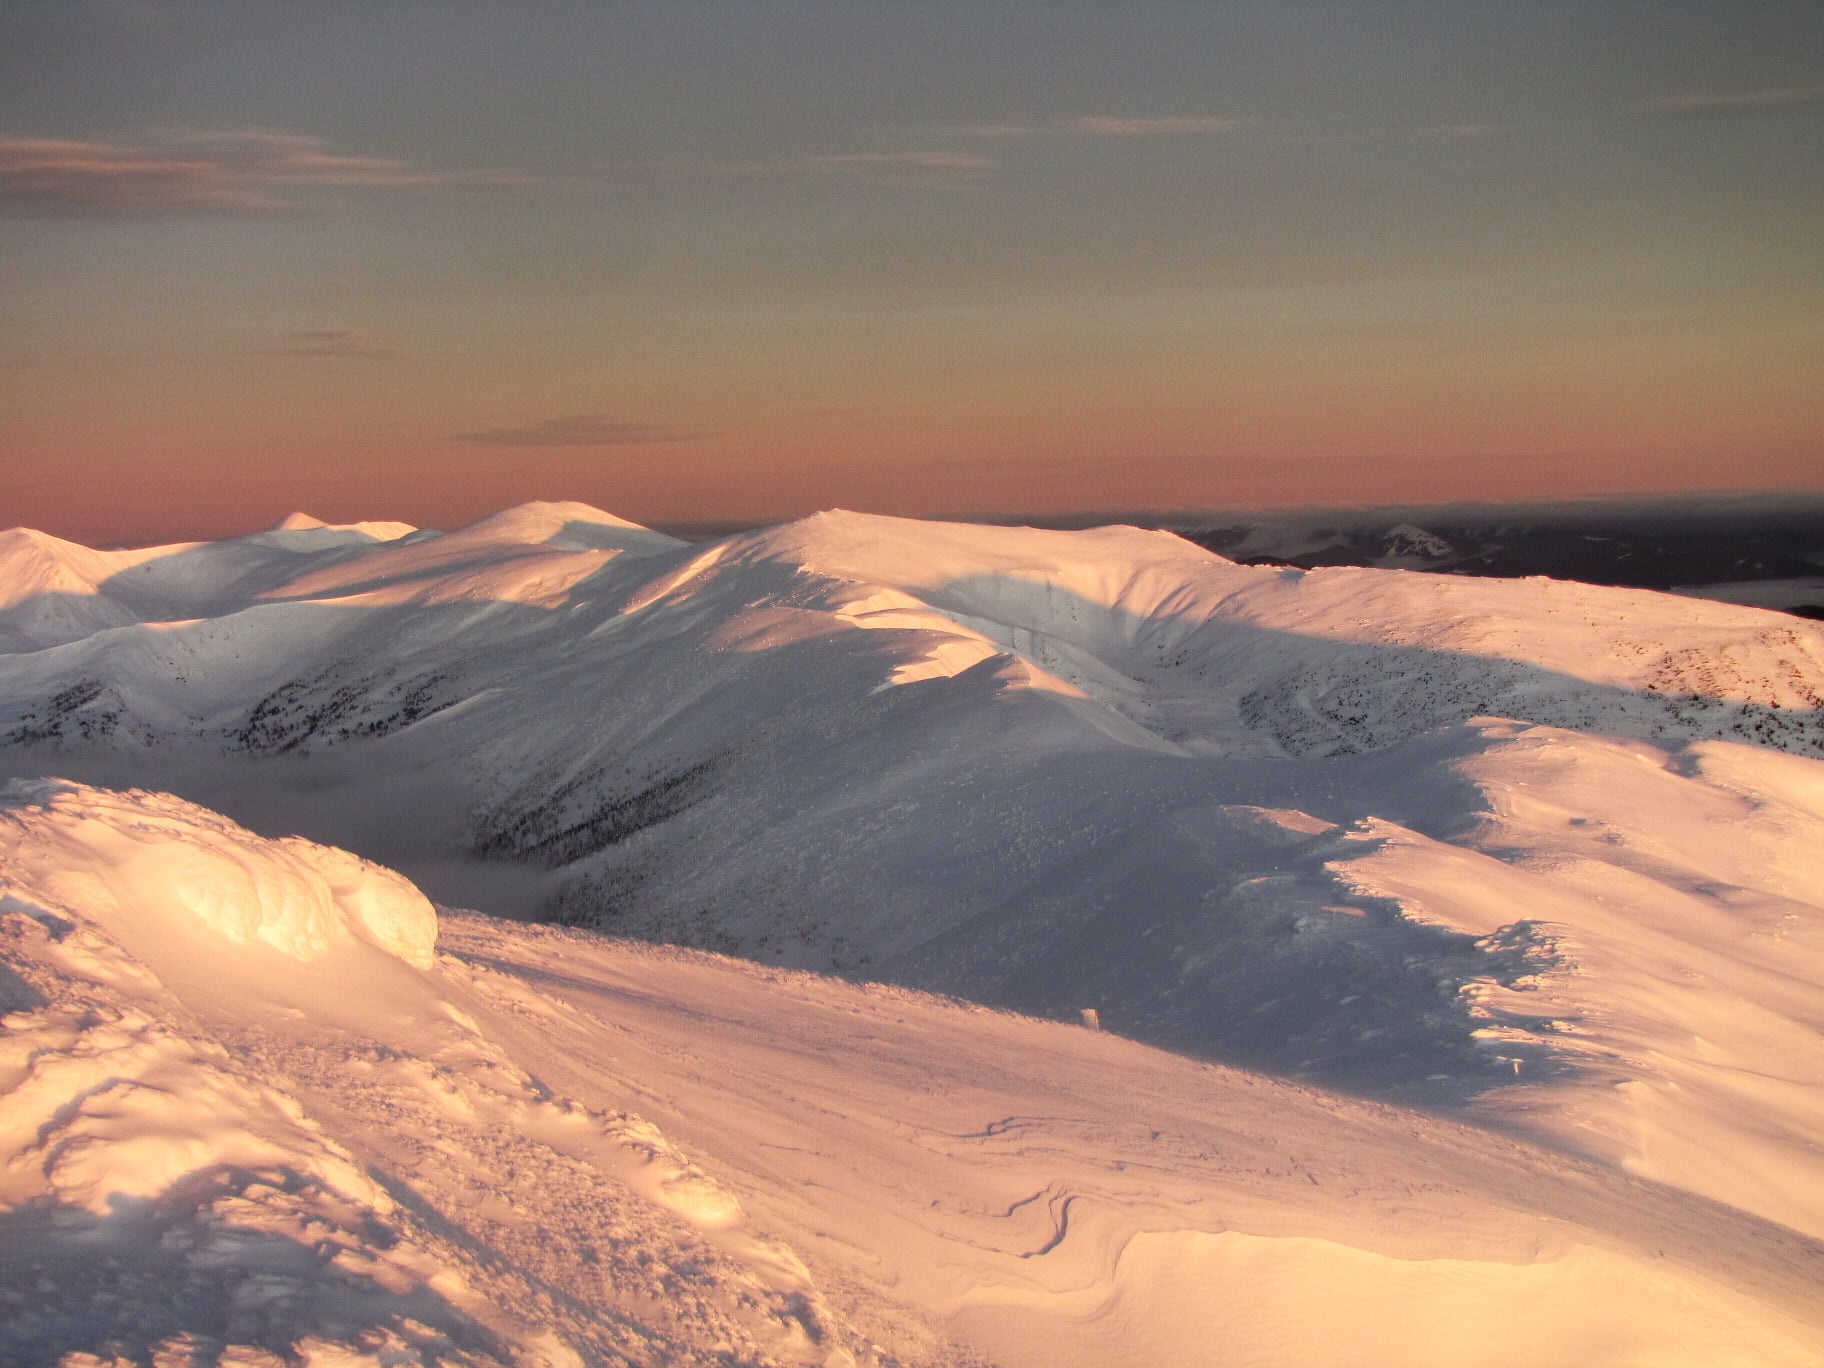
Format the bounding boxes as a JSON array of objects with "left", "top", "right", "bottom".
[{"left": 1169, "top": 498, "right": 1824, "bottom": 618}]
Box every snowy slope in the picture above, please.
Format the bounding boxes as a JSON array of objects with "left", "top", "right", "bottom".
[
  {"left": 4, "top": 782, "right": 1821, "bottom": 1367},
  {"left": 0, "top": 513, "right": 418, "bottom": 654},
  {"left": 2, "top": 505, "right": 1823, "bottom": 1262}
]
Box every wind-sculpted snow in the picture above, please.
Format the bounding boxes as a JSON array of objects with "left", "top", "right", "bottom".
[
  {"left": 3, "top": 785, "right": 1823, "bottom": 1365},
  {"left": 3, "top": 504, "right": 1824, "bottom": 1264},
  {"left": 1, "top": 778, "right": 438, "bottom": 968},
  {"left": 0, "top": 783, "right": 937, "bottom": 1366}
]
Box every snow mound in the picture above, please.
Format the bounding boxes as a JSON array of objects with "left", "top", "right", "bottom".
[
  {"left": 273, "top": 511, "right": 418, "bottom": 541},
  {"left": 0, "top": 783, "right": 959, "bottom": 1366},
  {"left": 455, "top": 500, "right": 683, "bottom": 554},
  {"left": 0, "top": 779, "right": 437, "bottom": 969}
]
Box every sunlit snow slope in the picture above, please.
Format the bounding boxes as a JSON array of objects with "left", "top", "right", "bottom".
[
  {"left": 3, "top": 503, "right": 1824, "bottom": 1266},
  {"left": 4, "top": 781, "right": 1822, "bottom": 1367}
]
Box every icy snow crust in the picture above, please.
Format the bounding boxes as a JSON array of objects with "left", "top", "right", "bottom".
[
  {"left": 4, "top": 503, "right": 1824, "bottom": 1361},
  {"left": 3, "top": 781, "right": 1823, "bottom": 1366}
]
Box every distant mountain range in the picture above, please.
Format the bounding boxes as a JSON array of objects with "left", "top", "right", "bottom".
[
  {"left": 1172, "top": 500, "right": 1824, "bottom": 618},
  {"left": 4, "top": 501, "right": 1824, "bottom": 1362}
]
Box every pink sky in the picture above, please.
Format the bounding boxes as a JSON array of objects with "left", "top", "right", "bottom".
[{"left": 3, "top": 3, "right": 1820, "bottom": 543}]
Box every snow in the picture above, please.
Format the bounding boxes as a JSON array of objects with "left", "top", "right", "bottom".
[
  {"left": 1, "top": 778, "right": 438, "bottom": 968},
  {"left": 3, "top": 504, "right": 1824, "bottom": 1363},
  {"left": 0, "top": 501, "right": 680, "bottom": 654},
  {"left": 274, "top": 512, "right": 420, "bottom": 541},
  {"left": 1379, "top": 521, "right": 1456, "bottom": 563},
  {"left": 4, "top": 782, "right": 1822, "bottom": 1365},
  {"left": 451, "top": 499, "right": 676, "bottom": 551}
]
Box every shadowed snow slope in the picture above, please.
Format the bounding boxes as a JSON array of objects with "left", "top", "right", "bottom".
[
  {"left": 3, "top": 507, "right": 1824, "bottom": 1273},
  {"left": 3, "top": 782, "right": 1822, "bottom": 1366}
]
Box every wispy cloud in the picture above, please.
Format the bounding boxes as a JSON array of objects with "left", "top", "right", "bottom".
[
  {"left": 1634, "top": 86, "right": 1824, "bottom": 117},
  {"left": 0, "top": 130, "right": 526, "bottom": 218},
  {"left": 949, "top": 115, "right": 1238, "bottom": 139},
  {"left": 731, "top": 120, "right": 1235, "bottom": 190},
  {"left": 948, "top": 123, "right": 1038, "bottom": 139},
  {"left": 1297, "top": 122, "right": 1497, "bottom": 147},
  {"left": 1058, "top": 115, "right": 1239, "bottom": 137},
  {"left": 799, "top": 150, "right": 996, "bottom": 188},
  {"left": 265, "top": 328, "right": 399, "bottom": 361},
  {"left": 452, "top": 414, "right": 708, "bottom": 448}
]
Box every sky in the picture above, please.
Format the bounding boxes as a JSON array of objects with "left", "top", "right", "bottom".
[{"left": 2, "top": 0, "right": 1821, "bottom": 544}]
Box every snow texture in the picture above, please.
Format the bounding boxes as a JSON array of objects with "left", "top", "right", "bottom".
[
  {"left": 4, "top": 781, "right": 1823, "bottom": 1366},
  {"left": 3, "top": 503, "right": 1824, "bottom": 1363}
]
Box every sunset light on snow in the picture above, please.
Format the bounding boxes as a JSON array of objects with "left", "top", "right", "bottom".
[{"left": 5, "top": 10, "right": 1824, "bottom": 1364}]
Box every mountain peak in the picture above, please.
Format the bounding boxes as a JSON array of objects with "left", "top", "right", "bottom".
[
  {"left": 269, "top": 512, "right": 418, "bottom": 541},
  {"left": 454, "top": 501, "right": 682, "bottom": 554},
  {"left": 468, "top": 499, "right": 648, "bottom": 531},
  {"left": 1382, "top": 522, "right": 1455, "bottom": 560}
]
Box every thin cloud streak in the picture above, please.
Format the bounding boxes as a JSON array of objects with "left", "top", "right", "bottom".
[
  {"left": 799, "top": 150, "right": 996, "bottom": 188},
  {"left": 452, "top": 414, "right": 710, "bottom": 448},
  {"left": 1059, "top": 115, "right": 1239, "bottom": 137},
  {"left": 949, "top": 115, "right": 1239, "bottom": 138},
  {"left": 713, "top": 149, "right": 996, "bottom": 190},
  {"left": 0, "top": 136, "right": 280, "bottom": 216},
  {"left": 0, "top": 130, "right": 527, "bottom": 219},
  {"left": 1298, "top": 122, "right": 1497, "bottom": 145},
  {"left": 265, "top": 329, "right": 400, "bottom": 361},
  {"left": 701, "top": 120, "right": 1236, "bottom": 190},
  {"left": 1635, "top": 86, "right": 1824, "bottom": 117},
  {"left": 947, "top": 123, "right": 1037, "bottom": 139}
]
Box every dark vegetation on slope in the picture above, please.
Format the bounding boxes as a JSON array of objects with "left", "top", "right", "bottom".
[
  {"left": 9, "top": 680, "right": 141, "bottom": 746},
  {"left": 239, "top": 667, "right": 461, "bottom": 753},
  {"left": 471, "top": 757, "right": 725, "bottom": 867}
]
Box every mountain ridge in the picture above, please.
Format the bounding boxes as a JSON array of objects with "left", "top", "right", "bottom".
[
  {"left": 2, "top": 505, "right": 1822, "bottom": 1258},
  {"left": 9, "top": 776, "right": 1820, "bottom": 1365}
]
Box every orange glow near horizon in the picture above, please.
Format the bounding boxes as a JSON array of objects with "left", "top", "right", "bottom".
[
  {"left": 11, "top": 305, "right": 1820, "bottom": 544},
  {"left": 3, "top": 5, "right": 1821, "bottom": 544}
]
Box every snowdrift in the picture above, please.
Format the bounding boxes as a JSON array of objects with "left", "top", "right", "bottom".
[
  {"left": 3, "top": 504, "right": 1824, "bottom": 1361},
  {"left": 3, "top": 782, "right": 1822, "bottom": 1366},
  {"left": 0, "top": 778, "right": 437, "bottom": 968}
]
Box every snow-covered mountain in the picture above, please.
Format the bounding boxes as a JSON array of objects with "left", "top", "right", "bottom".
[
  {"left": 4, "top": 502, "right": 1824, "bottom": 1362},
  {"left": 5, "top": 779, "right": 1822, "bottom": 1366},
  {"left": 1183, "top": 503, "right": 1824, "bottom": 619}
]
